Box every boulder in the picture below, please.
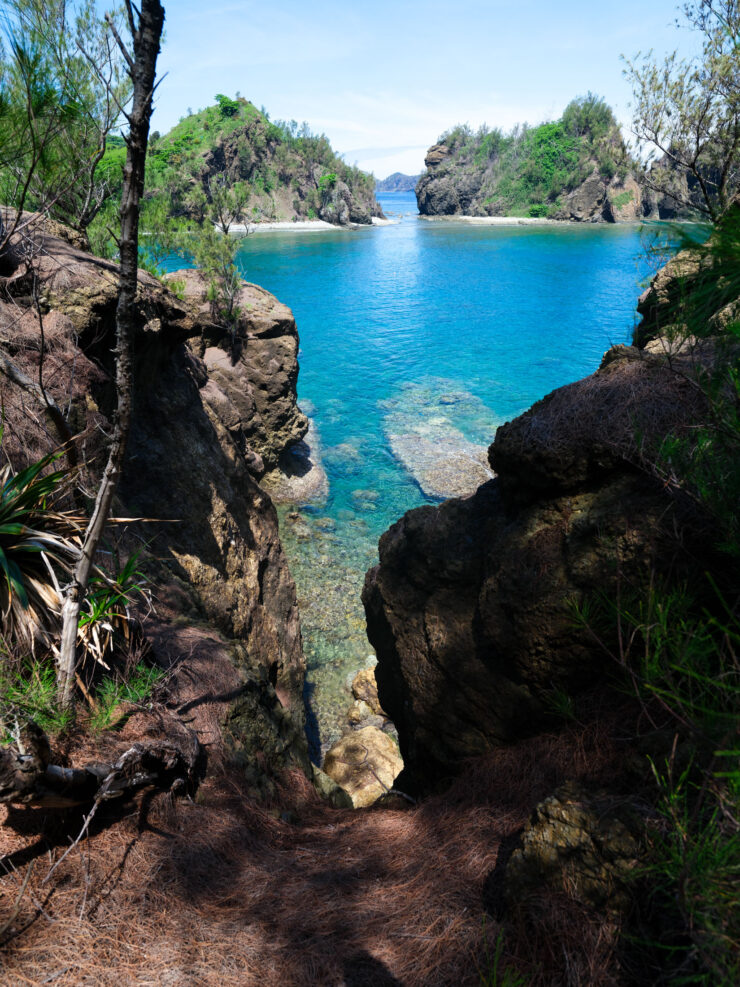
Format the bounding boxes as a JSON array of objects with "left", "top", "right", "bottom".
[
  {"left": 323, "top": 726, "right": 403, "bottom": 808},
  {"left": 604, "top": 175, "right": 644, "bottom": 222},
  {"left": 363, "top": 346, "right": 710, "bottom": 793},
  {"left": 416, "top": 174, "right": 460, "bottom": 216},
  {"left": 424, "top": 144, "right": 450, "bottom": 169},
  {"left": 562, "top": 171, "right": 607, "bottom": 222}
]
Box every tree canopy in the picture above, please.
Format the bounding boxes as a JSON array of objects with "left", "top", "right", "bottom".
[{"left": 624, "top": 0, "right": 740, "bottom": 220}]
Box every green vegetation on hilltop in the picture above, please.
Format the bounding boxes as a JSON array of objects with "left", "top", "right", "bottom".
[
  {"left": 89, "top": 96, "right": 381, "bottom": 250},
  {"left": 417, "top": 93, "right": 643, "bottom": 222}
]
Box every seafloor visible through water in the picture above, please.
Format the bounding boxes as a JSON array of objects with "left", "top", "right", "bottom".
[{"left": 207, "top": 193, "right": 656, "bottom": 759}]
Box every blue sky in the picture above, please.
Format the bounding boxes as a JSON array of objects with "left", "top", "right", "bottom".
[{"left": 151, "top": 0, "right": 697, "bottom": 178}]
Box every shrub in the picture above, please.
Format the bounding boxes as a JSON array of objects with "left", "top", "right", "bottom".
[
  {"left": 215, "top": 93, "right": 239, "bottom": 118},
  {"left": 561, "top": 93, "right": 617, "bottom": 141}
]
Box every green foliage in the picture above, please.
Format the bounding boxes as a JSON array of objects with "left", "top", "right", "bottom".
[
  {"left": 0, "top": 434, "right": 82, "bottom": 652},
  {"left": 623, "top": 0, "right": 740, "bottom": 220},
  {"left": 614, "top": 581, "right": 740, "bottom": 984},
  {"left": 610, "top": 189, "right": 635, "bottom": 210},
  {"left": 215, "top": 93, "right": 240, "bottom": 118},
  {"left": 478, "top": 928, "right": 528, "bottom": 987},
  {"left": 88, "top": 661, "right": 163, "bottom": 732},
  {"left": 647, "top": 212, "right": 740, "bottom": 553},
  {"left": 0, "top": 658, "right": 73, "bottom": 735},
  {"left": 0, "top": 658, "right": 163, "bottom": 737},
  {"left": 576, "top": 210, "right": 740, "bottom": 982},
  {"left": 647, "top": 759, "right": 739, "bottom": 986},
  {"left": 78, "top": 551, "right": 148, "bottom": 670},
  {"left": 189, "top": 224, "right": 242, "bottom": 335},
  {"left": 318, "top": 172, "right": 337, "bottom": 193},
  {"left": 561, "top": 92, "right": 617, "bottom": 140},
  {"left": 0, "top": 1, "right": 131, "bottom": 237}
]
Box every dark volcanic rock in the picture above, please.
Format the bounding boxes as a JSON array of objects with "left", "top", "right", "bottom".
[
  {"left": 363, "top": 346, "right": 710, "bottom": 793},
  {"left": 416, "top": 174, "right": 460, "bottom": 216}
]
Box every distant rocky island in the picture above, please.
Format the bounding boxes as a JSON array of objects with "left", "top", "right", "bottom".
[
  {"left": 416, "top": 93, "right": 693, "bottom": 223},
  {"left": 375, "top": 172, "right": 421, "bottom": 194}
]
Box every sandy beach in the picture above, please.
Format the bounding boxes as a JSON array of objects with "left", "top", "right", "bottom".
[{"left": 418, "top": 214, "right": 568, "bottom": 226}]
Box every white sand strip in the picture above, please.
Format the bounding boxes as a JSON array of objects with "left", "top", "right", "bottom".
[{"left": 418, "top": 214, "right": 568, "bottom": 226}]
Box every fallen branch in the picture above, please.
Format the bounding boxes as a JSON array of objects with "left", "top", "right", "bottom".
[{"left": 0, "top": 721, "right": 199, "bottom": 810}]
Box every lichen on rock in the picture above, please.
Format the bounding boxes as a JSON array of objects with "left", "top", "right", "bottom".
[{"left": 504, "top": 782, "right": 641, "bottom": 912}]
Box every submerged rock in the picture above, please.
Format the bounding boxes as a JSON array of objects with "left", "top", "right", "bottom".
[
  {"left": 388, "top": 430, "right": 492, "bottom": 499},
  {"left": 262, "top": 419, "right": 329, "bottom": 504},
  {"left": 323, "top": 726, "right": 403, "bottom": 808},
  {"left": 351, "top": 667, "right": 384, "bottom": 716},
  {"left": 383, "top": 380, "right": 497, "bottom": 500}
]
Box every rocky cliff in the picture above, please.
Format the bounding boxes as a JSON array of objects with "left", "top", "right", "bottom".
[
  {"left": 0, "top": 217, "right": 310, "bottom": 780},
  {"left": 415, "top": 98, "right": 655, "bottom": 222},
  {"left": 141, "top": 99, "right": 385, "bottom": 226},
  {"left": 363, "top": 339, "right": 712, "bottom": 793}
]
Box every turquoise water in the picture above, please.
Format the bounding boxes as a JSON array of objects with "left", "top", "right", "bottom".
[{"left": 230, "top": 193, "right": 653, "bottom": 757}]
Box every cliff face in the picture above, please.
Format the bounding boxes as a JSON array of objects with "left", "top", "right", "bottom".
[
  {"left": 0, "top": 219, "right": 309, "bottom": 774},
  {"left": 143, "top": 99, "right": 384, "bottom": 226},
  {"left": 363, "top": 343, "right": 709, "bottom": 792},
  {"left": 415, "top": 109, "right": 652, "bottom": 222}
]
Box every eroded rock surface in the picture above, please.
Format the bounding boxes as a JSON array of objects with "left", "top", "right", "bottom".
[
  {"left": 504, "top": 782, "right": 640, "bottom": 912},
  {"left": 363, "top": 345, "right": 709, "bottom": 792},
  {"left": 0, "top": 217, "right": 309, "bottom": 778}
]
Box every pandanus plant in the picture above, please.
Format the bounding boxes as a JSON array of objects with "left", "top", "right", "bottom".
[
  {"left": 0, "top": 435, "right": 144, "bottom": 676},
  {"left": 0, "top": 438, "right": 83, "bottom": 655}
]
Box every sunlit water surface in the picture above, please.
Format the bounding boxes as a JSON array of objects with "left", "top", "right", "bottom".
[{"left": 203, "top": 193, "right": 653, "bottom": 758}]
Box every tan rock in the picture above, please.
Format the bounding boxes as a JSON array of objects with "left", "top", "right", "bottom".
[
  {"left": 323, "top": 726, "right": 403, "bottom": 808},
  {"left": 351, "top": 667, "right": 384, "bottom": 716},
  {"left": 424, "top": 144, "right": 450, "bottom": 168},
  {"left": 0, "top": 222, "right": 309, "bottom": 770}
]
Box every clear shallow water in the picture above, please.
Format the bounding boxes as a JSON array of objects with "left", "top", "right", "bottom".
[{"left": 228, "top": 193, "right": 652, "bottom": 757}]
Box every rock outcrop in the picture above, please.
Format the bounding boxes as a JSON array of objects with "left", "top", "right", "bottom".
[
  {"left": 0, "top": 217, "right": 309, "bottom": 777},
  {"left": 363, "top": 344, "right": 709, "bottom": 793},
  {"left": 161, "top": 99, "right": 384, "bottom": 227},
  {"left": 415, "top": 107, "right": 653, "bottom": 222},
  {"left": 503, "top": 782, "right": 640, "bottom": 912},
  {"left": 166, "top": 268, "right": 308, "bottom": 474}
]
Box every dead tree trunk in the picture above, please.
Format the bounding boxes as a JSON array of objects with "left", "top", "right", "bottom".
[
  {"left": 0, "top": 722, "right": 198, "bottom": 809},
  {"left": 57, "top": 0, "right": 165, "bottom": 711}
]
